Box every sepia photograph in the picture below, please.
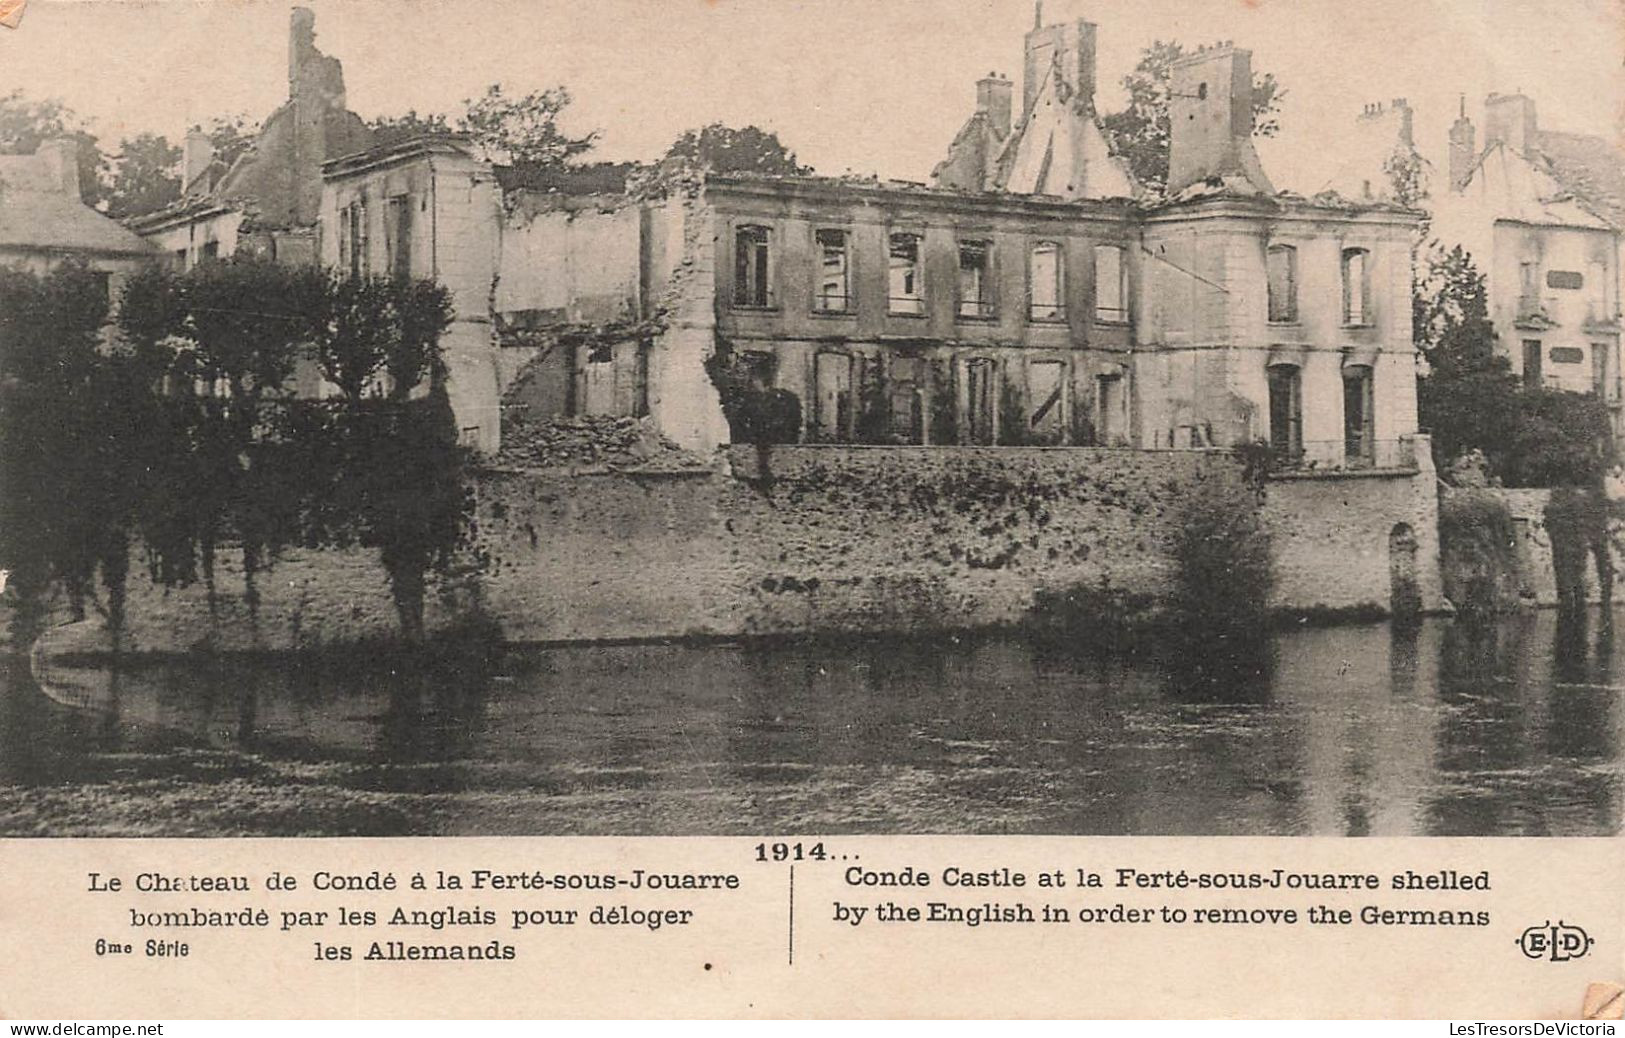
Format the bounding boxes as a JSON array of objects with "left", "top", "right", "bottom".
[{"left": 1, "top": 0, "right": 1622, "bottom": 843}]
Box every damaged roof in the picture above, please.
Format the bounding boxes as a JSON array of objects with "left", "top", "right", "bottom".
[{"left": 1535, "top": 129, "right": 1625, "bottom": 230}]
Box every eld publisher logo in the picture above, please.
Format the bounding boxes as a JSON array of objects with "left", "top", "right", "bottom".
[{"left": 1517, "top": 920, "right": 1594, "bottom": 962}]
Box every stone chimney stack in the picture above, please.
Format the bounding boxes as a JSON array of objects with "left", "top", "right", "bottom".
[
  {"left": 182, "top": 129, "right": 214, "bottom": 193},
  {"left": 1391, "top": 97, "right": 1414, "bottom": 147},
  {"left": 1167, "top": 43, "right": 1274, "bottom": 195},
  {"left": 36, "top": 137, "right": 80, "bottom": 198},
  {"left": 1023, "top": 18, "right": 1098, "bottom": 118},
  {"left": 1448, "top": 94, "right": 1476, "bottom": 189},
  {"left": 1484, "top": 92, "right": 1536, "bottom": 154},
  {"left": 976, "top": 73, "right": 1013, "bottom": 138}
]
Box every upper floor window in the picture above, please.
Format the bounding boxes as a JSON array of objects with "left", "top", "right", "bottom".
[
  {"left": 1587, "top": 260, "right": 1610, "bottom": 321},
  {"left": 1341, "top": 247, "right": 1371, "bottom": 326},
  {"left": 1093, "top": 244, "right": 1126, "bottom": 323},
  {"left": 386, "top": 195, "right": 413, "bottom": 281},
  {"left": 814, "top": 228, "right": 851, "bottom": 312},
  {"left": 1031, "top": 241, "right": 1065, "bottom": 321},
  {"left": 338, "top": 200, "right": 367, "bottom": 278},
  {"left": 1267, "top": 244, "right": 1298, "bottom": 323},
  {"left": 888, "top": 232, "right": 924, "bottom": 315},
  {"left": 734, "top": 224, "right": 773, "bottom": 307},
  {"left": 958, "top": 240, "right": 994, "bottom": 319},
  {"left": 200, "top": 240, "right": 220, "bottom": 264},
  {"left": 1547, "top": 270, "right": 1584, "bottom": 290}
]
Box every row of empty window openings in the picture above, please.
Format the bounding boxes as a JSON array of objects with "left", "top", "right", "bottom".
[
  {"left": 337, "top": 197, "right": 416, "bottom": 281},
  {"left": 725, "top": 351, "right": 1128, "bottom": 446},
  {"left": 738, "top": 226, "right": 1129, "bottom": 323},
  {"left": 1266, "top": 365, "right": 1376, "bottom": 462},
  {"left": 1266, "top": 244, "right": 1376, "bottom": 327}
]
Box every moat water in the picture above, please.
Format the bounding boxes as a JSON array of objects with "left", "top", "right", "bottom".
[{"left": 1, "top": 609, "right": 1620, "bottom": 836}]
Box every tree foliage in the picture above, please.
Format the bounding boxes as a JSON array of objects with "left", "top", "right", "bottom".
[
  {"left": 102, "top": 133, "right": 182, "bottom": 218},
  {"left": 1416, "top": 245, "right": 1615, "bottom": 487},
  {"left": 662, "top": 123, "right": 810, "bottom": 176},
  {"left": 0, "top": 258, "right": 468, "bottom": 648},
  {"left": 367, "top": 110, "right": 455, "bottom": 149},
  {"left": 1098, "top": 40, "right": 1284, "bottom": 196},
  {"left": 460, "top": 84, "right": 598, "bottom": 166},
  {"left": 0, "top": 90, "right": 106, "bottom": 207}
]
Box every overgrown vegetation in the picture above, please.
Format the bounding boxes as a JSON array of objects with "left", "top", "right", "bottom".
[
  {"left": 0, "top": 257, "right": 468, "bottom": 650},
  {"left": 1099, "top": 41, "right": 1284, "bottom": 196},
  {"left": 1545, "top": 486, "right": 1614, "bottom": 614},
  {"left": 1436, "top": 492, "right": 1521, "bottom": 619}
]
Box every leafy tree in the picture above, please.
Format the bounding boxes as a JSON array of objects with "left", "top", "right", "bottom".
[
  {"left": 103, "top": 132, "right": 181, "bottom": 218},
  {"left": 368, "top": 110, "right": 455, "bottom": 149},
  {"left": 1099, "top": 41, "right": 1284, "bottom": 196},
  {"left": 0, "top": 261, "right": 121, "bottom": 640},
  {"left": 0, "top": 89, "right": 105, "bottom": 207},
  {"left": 662, "top": 123, "right": 810, "bottom": 176},
  {"left": 188, "top": 114, "right": 258, "bottom": 179},
  {"left": 460, "top": 84, "right": 598, "bottom": 166},
  {"left": 1416, "top": 246, "right": 1614, "bottom": 486}
]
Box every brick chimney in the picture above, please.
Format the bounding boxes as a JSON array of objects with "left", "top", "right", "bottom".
[
  {"left": 1484, "top": 92, "right": 1536, "bottom": 154},
  {"left": 1167, "top": 43, "right": 1274, "bottom": 195},
  {"left": 1448, "top": 94, "right": 1476, "bottom": 189},
  {"left": 976, "top": 73, "right": 1013, "bottom": 138},
  {"left": 182, "top": 129, "right": 214, "bottom": 194},
  {"left": 36, "top": 136, "right": 80, "bottom": 198},
  {"left": 1023, "top": 17, "right": 1098, "bottom": 118}
]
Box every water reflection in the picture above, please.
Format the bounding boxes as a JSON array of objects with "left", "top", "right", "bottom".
[{"left": 1, "top": 609, "right": 1619, "bottom": 836}]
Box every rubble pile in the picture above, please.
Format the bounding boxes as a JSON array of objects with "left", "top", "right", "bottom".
[{"left": 496, "top": 414, "right": 711, "bottom": 472}]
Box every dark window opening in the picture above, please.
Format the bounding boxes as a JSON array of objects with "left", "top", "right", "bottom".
[
  {"left": 958, "top": 240, "right": 994, "bottom": 319},
  {"left": 814, "top": 351, "right": 854, "bottom": 442},
  {"left": 1267, "top": 244, "right": 1298, "bottom": 323},
  {"left": 965, "top": 358, "right": 997, "bottom": 446},
  {"left": 1343, "top": 368, "right": 1374, "bottom": 464},
  {"left": 1547, "top": 270, "right": 1584, "bottom": 291},
  {"left": 1522, "top": 339, "right": 1544, "bottom": 388},
  {"left": 1268, "top": 365, "right": 1303, "bottom": 458},
  {"left": 387, "top": 195, "right": 413, "bottom": 281},
  {"left": 888, "top": 232, "right": 924, "bottom": 314},
  {"left": 814, "top": 228, "right": 850, "bottom": 312},
  {"left": 734, "top": 224, "right": 772, "bottom": 307}
]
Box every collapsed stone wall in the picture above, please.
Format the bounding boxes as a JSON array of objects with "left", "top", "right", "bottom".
[{"left": 40, "top": 446, "right": 1447, "bottom": 654}]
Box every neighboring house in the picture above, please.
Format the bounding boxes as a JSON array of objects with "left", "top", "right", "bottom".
[
  {"left": 1317, "top": 98, "right": 1427, "bottom": 205},
  {"left": 128, "top": 7, "right": 373, "bottom": 271},
  {"left": 0, "top": 137, "right": 156, "bottom": 301},
  {"left": 1432, "top": 93, "right": 1623, "bottom": 424}
]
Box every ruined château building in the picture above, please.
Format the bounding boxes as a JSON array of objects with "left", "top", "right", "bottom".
[{"left": 312, "top": 11, "right": 1425, "bottom": 474}]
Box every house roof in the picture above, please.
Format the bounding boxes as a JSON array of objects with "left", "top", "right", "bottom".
[
  {"left": 0, "top": 158, "right": 155, "bottom": 256},
  {"left": 1536, "top": 129, "right": 1625, "bottom": 229},
  {"left": 1455, "top": 140, "right": 1615, "bottom": 232}
]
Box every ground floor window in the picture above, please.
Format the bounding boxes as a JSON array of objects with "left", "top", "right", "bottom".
[
  {"left": 1267, "top": 365, "right": 1302, "bottom": 458},
  {"left": 1096, "top": 373, "right": 1125, "bottom": 446},
  {"left": 1343, "top": 367, "right": 1374, "bottom": 465},
  {"left": 1026, "top": 360, "right": 1066, "bottom": 445},
  {"left": 964, "top": 358, "right": 997, "bottom": 446},
  {"left": 814, "top": 351, "right": 854, "bottom": 442}
]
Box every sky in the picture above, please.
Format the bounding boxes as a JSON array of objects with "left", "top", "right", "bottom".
[{"left": 2, "top": 0, "right": 1622, "bottom": 193}]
